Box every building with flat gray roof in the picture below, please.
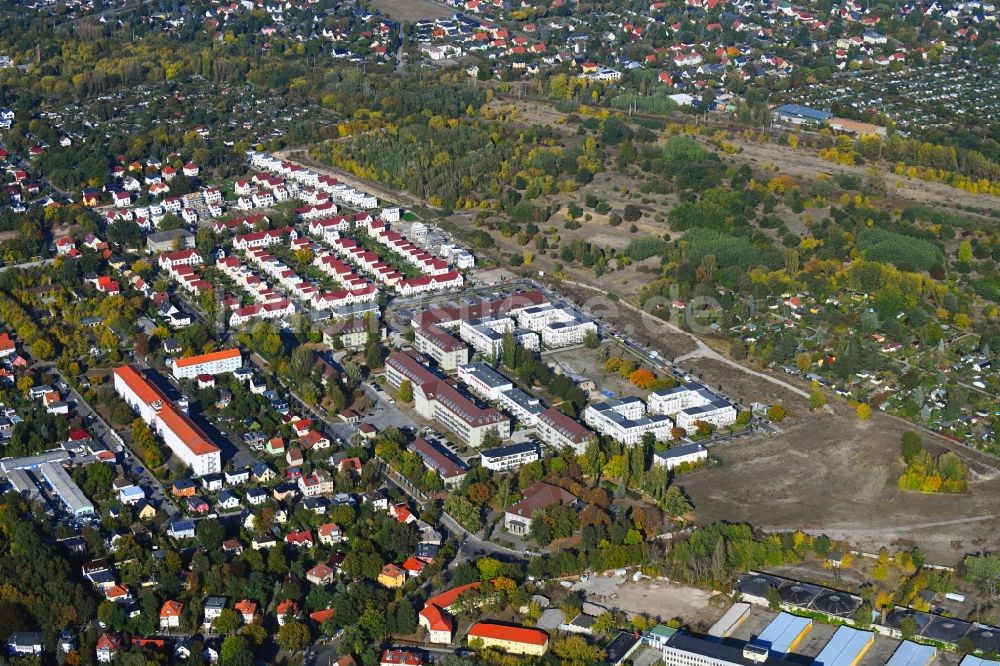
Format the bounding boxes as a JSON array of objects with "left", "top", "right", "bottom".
[
  {"left": 39, "top": 462, "right": 94, "bottom": 516},
  {"left": 7, "top": 468, "right": 44, "bottom": 506},
  {"left": 498, "top": 388, "right": 545, "bottom": 425},
  {"left": 0, "top": 450, "right": 71, "bottom": 473},
  {"left": 146, "top": 228, "right": 194, "bottom": 253}
]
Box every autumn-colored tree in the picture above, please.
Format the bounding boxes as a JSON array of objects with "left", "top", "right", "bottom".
[
  {"left": 628, "top": 368, "right": 657, "bottom": 390},
  {"left": 856, "top": 403, "right": 872, "bottom": 420},
  {"left": 467, "top": 482, "right": 492, "bottom": 507},
  {"left": 671, "top": 426, "right": 687, "bottom": 440}
]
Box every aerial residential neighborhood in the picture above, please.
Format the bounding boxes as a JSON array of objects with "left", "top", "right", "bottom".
[{"left": 0, "top": 0, "right": 998, "bottom": 663}]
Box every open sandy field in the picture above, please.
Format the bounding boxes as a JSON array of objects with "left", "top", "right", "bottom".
[
  {"left": 570, "top": 574, "right": 723, "bottom": 627},
  {"left": 681, "top": 409, "right": 1000, "bottom": 565}
]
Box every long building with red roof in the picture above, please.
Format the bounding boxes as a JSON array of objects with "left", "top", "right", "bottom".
[
  {"left": 113, "top": 365, "right": 221, "bottom": 476},
  {"left": 467, "top": 622, "right": 549, "bottom": 655}
]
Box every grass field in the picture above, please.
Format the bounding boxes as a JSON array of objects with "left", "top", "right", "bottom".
[{"left": 370, "top": 0, "right": 454, "bottom": 21}]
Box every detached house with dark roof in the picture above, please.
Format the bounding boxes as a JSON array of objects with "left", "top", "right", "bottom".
[{"left": 503, "top": 481, "right": 578, "bottom": 535}]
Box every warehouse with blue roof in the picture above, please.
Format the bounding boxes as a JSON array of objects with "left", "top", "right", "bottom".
[
  {"left": 773, "top": 104, "right": 834, "bottom": 125},
  {"left": 751, "top": 612, "right": 812, "bottom": 657},
  {"left": 886, "top": 640, "right": 936, "bottom": 666},
  {"left": 811, "top": 626, "right": 874, "bottom": 666}
]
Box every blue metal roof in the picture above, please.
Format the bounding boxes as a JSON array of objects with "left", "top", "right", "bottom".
[{"left": 774, "top": 104, "right": 833, "bottom": 121}]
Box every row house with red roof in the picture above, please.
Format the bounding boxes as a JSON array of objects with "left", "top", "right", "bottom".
[{"left": 229, "top": 298, "right": 296, "bottom": 327}]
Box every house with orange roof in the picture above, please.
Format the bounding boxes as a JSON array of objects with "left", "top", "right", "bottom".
[
  {"left": 276, "top": 599, "right": 299, "bottom": 626},
  {"left": 318, "top": 523, "right": 344, "bottom": 545},
  {"left": 310, "top": 608, "right": 336, "bottom": 625},
  {"left": 389, "top": 502, "right": 415, "bottom": 525},
  {"left": 160, "top": 600, "right": 183, "bottom": 628},
  {"left": 466, "top": 622, "right": 549, "bottom": 655},
  {"left": 378, "top": 563, "right": 406, "bottom": 589},
  {"left": 96, "top": 634, "right": 121, "bottom": 663},
  {"left": 380, "top": 649, "right": 422, "bottom": 666},
  {"left": 235, "top": 599, "right": 258, "bottom": 624},
  {"left": 0, "top": 332, "right": 15, "bottom": 357},
  {"left": 418, "top": 582, "right": 481, "bottom": 644},
  {"left": 105, "top": 584, "right": 132, "bottom": 604},
  {"left": 306, "top": 562, "right": 335, "bottom": 585},
  {"left": 339, "top": 456, "right": 362, "bottom": 477},
  {"left": 419, "top": 603, "right": 454, "bottom": 644},
  {"left": 402, "top": 557, "right": 428, "bottom": 577}
]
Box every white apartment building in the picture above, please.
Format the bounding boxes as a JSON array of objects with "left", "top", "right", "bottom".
[
  {"left": 457, "top": 363, "right": 513, "bottom": 401},
  {"left": 516, "top": 304, "right": 597, "bottom": 348},
  {"left": 675, "top": 401, "right": 737, "bottom": 431},
  {"left": 584, "top": 397, "right": 674, "bottom": 446},
  {"left": 648, "top": 382, "right": 737, "bottom": 430},
  {"left": 497, "top": 388, "right": 545, "bottom": 425},
  {"left": 414, "top": 325, "right": 469, "bottom": 372},
  {"left": 653, "top": 443, "right": 708, "bottom": 470},
  {"left": 481, "top": 441, "right": 541, "bottom": 472},
  {"left": 170, "top": 348, "right": 243, "bottom": 379},
  {"left": 386, "top": 352, "right": 511, "bottom": 447},
  {"left": 459, "top": 316, "right": 513, "bottom": 358}
]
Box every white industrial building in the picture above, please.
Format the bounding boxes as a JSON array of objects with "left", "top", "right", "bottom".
[
  {"left": 40, "top": 462, "right": 94, "bottom": 517},
  {"left": 170, "top": 348, "right": 243, "bottom": 379},
  {"left": 114, "top": 365, "right": 222, "bottom": 476},
  {"left": 584, "top": 397, "right": 674, "bottom": 446}
]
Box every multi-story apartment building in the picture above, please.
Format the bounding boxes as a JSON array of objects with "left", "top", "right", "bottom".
[{"left": 583, "top": 397, "right": 674, "bottom": 446}]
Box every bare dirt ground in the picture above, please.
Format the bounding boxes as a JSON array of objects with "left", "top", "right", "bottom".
[
  {"left": 545, "top": 341, "right": 651, "bottom": 400},
  {"left": 570, "top": 574, "right": 723, "bottom": 627},
  {"left": 369, "top": 0, "right": 454, "bottom": 20},
  {"left": 681, "top": 409, "right": 1000, "bottom": 565},
  {"left": 681, "top": 356, "right": 807, "bottom": 408}
]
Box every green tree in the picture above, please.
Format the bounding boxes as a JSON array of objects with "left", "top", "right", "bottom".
[
  {"left": 964, "top": 553, "right": 1000, "bottom": 598},
  {"left": 808, "top": 382, "right": 826, "bottom": 410},
  {"left": 220, "top": 634, "right": 252, "bottom": 666},
  {"left": 397, "top": 379, "right": 413, "bottom": 404},
  {"left": 552, "top": 636, "right": 606, "bottom": 666},
  {"left": 853, "top": 603, "right": 873, "bottom": 631},
  {"left": 276, "top": 621, "right": 311, "bottom": 654},
  {"left": 766, "top": 586, "right": 782, "bottom": 611},
  {"left": 197, "top": 520, "right": 225, "bottom": 551},
  {"left": 212, "top": 608, "right": 242, "bottom": 635},
  {"left": 901, "top": 431, "right": 923, "bottom": 464}
]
